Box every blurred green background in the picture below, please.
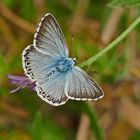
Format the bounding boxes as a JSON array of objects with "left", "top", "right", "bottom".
[{"left": 0, "top": 0, "right": 140, "bottom": 140}]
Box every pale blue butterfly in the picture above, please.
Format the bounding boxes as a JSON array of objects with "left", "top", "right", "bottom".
[{"left": 22, "top": 13, "right": 104, "bottom": 106}]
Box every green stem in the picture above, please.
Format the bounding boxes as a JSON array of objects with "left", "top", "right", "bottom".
[
  {"left": 81, "top": 16, "right": 140, "bottom": 67},
  {"left": 82, "top": 102, "right": 104, "bottom": 140}
]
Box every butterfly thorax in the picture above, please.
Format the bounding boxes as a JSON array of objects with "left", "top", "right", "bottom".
[
  {"left": 39, "top": 58, "right": 74, "bottom": 84},
  {"left": 56, "top": 58, "right": 74, "bottom": 72}
]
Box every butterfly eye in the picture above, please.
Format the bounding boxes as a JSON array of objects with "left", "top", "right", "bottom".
[{"left": 72, "top": 58, "right": 76, "bottom": 63}]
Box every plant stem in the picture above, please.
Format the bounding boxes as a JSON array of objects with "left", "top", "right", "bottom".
[
  {"left": 82, "top": 102, "right": 104, "bottom": 140},
  {"left": 81, "top": 16, "right": 140, "bottom": 67}
]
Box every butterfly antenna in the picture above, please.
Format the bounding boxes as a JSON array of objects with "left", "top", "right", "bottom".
[
  {"left": 71, "top": 33, "right": 75, "bottom": 58},
  {"left": 87, "top": 66, "right": 98, "bottom": 75},
  {"left": 71, "top": 34, "right": 80, "bottom": 65}
]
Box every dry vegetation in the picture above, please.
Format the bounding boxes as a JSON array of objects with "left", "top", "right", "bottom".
[{"left": 0, "top": 0, "right": 140, "bottom": 140}]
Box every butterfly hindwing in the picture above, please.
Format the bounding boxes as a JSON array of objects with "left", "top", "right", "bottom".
[
  {"left": 35, "top": 72, "right": 68, "bottom": 106},
  {"left": 65, "top": 66, "right": 104, "bottom": 100}
]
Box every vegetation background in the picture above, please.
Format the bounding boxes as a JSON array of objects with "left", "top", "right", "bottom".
[{"left": 0, "top": 0, "right": 140, "bottom": 140}]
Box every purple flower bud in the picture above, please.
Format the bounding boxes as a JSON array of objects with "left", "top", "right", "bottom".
[{"left": 6, "top": 74, "right": 36, "bottom": 93}]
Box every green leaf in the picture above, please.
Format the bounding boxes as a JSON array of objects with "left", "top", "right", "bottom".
[
  {"left": 3, "top": 0, "right": 16, "bottom": 8},
  {"left": 19, "top": 0, "right": 36, "bottom": 21},
  {"left": 43, "top": 118, "right": 70, "bottom": 140},
  {"left": 0, "top": 53, "right": 8, "bottom": 75},
  {"left": 129, "top": 130, "right": 140, "bottom": 140},
  {"left": 31, "top": 111, "right": 43, "bottom": 140},
  {"left": 108, "top": 0, "right": 140, "bottom": 8}
]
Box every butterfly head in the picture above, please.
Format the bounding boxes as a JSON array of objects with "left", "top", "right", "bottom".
[{"left": 72, "top": 58, "right": 76, "bottom": 62}]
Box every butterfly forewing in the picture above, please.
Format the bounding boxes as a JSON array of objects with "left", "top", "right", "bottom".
[
  {"left": 22, "top": 45, "right": 61, "bottom": 81},
  {"left": 33, "top": 13, "right": 69, "bottom": 57}
]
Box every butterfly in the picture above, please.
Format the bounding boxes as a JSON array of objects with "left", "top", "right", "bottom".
[{"left": 22, "top": 13, "right": 104, "bottom": 106}]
